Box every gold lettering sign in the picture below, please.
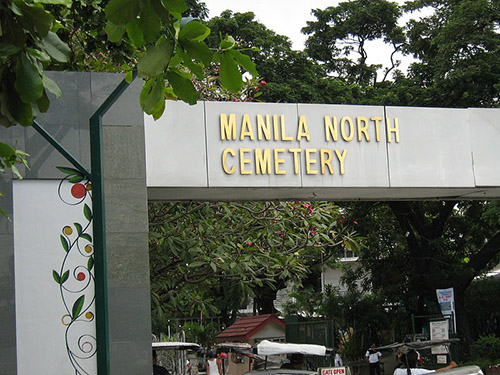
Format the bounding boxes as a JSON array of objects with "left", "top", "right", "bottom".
[{"left": 219, "top": 113, "right": 400, "bottom": 176}]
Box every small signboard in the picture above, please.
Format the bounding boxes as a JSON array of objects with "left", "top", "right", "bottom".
[{"left": 319, "top": 367, "right": 347, "bottom": 375}]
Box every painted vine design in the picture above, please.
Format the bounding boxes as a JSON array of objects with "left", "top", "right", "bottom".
[{"left": 53, "top": 166, "right": 96, "bottom": 375}]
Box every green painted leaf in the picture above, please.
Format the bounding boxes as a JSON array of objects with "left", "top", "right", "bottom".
[
  {"left": 38, "top": 31, "right": 71, "bottom": 63},
  {"left": 72, "top": 295, "right": 85, "bottom": 319},
  {"left": 14, "top": 53, "right": 43, "bottom": 104},
  {"left": 52, "top": 270, "right": 61, "bottom": 283},
  {"left": 60, "top": 235, "right": 69, "bottom": 252},
  {"left": 81, "top": 233, "right": 92, "bottom": 242},
  {"left": 56, "top": 166, "right": 81, "bottom": 176},
  {"left": 216, "top": 52, "right": 243, "bottom": 93},
  {"left": 166, "top": 68, "right": 198, "bottom": 105},
  {"left": 60, "top": 270, "right": 69, "bottom": 284},
  {"left": 42, "top": 74, "right": 61, "bottom": 97},
  {"left": 137, "top": 38, "right": 174, "bottom": 78},
  {"left": 88, "top": 257, "right": 94, "bottom": 271},
  {"left": 178, "top": 21, "right": 210, "bottom": 42},
  {"left": 83, "top": 204, "right": 92, "bottom": 221},
  {"left": 105, "top": 0, "right": 142, "bottom": 25},
  {"left": 74, "top": 222, "right": 82, "bottom": 235},
  {"left": 68, "top": 175, "right": 84, "bottom": 183},
  {"left": 227, "top": 49, "right": 258, "bottom": 77},
  {"left": 140, "top": 78, "right": 165, "bottom": 114},
  {"left": 105, "top": 22, "right": 126, "bottom": 43},
  {"left": 161, "top": 0, "right": 188, "bottom": 13}
]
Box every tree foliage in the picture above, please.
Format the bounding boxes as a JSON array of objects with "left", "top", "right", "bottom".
[
  {"left": 148, "top": 201, "right": 360, "bottom": 332},
  {"left": 303, "top": 0, "right": 404, "bottom": 85}
]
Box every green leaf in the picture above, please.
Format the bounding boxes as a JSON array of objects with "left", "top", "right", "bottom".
[
  {"left": 161, "top": 0, "right": 188, "bottom": 13},
  {"left": 60, "top": 235, "right": 69, "bottom": 252},
  {"left": 138, "top": 2, "right": 161, "bottom": 44},
  {"left": 14, "top": 54, "right": 43, "bottom": 104},
  {"left": 166, "top": 68, "right": 198, "bottom": 104},
  {"left": 36, "top": 90, "right": 50, "bottom": 113},
  {"left": 151, "top": 95, "right": 166, "bottom": 120},
  {"left": 105, "top": 22, "right": 126, "bottom": 43},
  {"left": 176, "top": 47, "right": 203, "bottom": 79},
  {"left": 83, "top": 204, "right": 92, "bottom": 221},
  {"left": 71, "top": 295, "right": 85, "bottom": 319},
  {"left": 178, "top": 21, "right": 210, "bottom": 42},
  {"left": 23, "top": 5, "right": 54, "bottom": 38},
  {"left": 27, "top": 48, "right": 51, "bottom": 63},
  {"left": 220, "top": 35, "right": 235, "bottom": 50},
  {"left": 6, "top": 90, "right": 32, "bottom": 126},
  {"left": 227, "top": 49, "right": 258, "bottom": 77},
  {"left": 105, "top": 0, "right": 142, "bottom": 25},
  {"left": 137, "top": 38, "right": 174, "bottom": 78},
  {"left": 60, "top": 270, "right": 69, "bottom": 284},
  {"left": 140, "top": 78, "right": 164, "bottom": 114},
  {"left": 38, "top": 31, "right": 71, "bottom": 63},
  {"left": 182, "top": 40, "right": 213, "bottom": 66},
  {"left": 88, "top": 256, "right": 94, "bottom": 271},
  {"left": 126, "top": 19, "right": 144, "bottom": 47},
  {"left": 52, "top": 270, "right": 61, "bottom": 284},
  {"left": 216, "top": 52, "right": 243, "bottom": 93},
  {"left": 34, "top": 0, "right": 72, "bottom": 6},
  {"left": 0, "top": 43, "right": 21, "bottom": 56},
  {"left": 125, "top": 70, "right": 134, "bottom": 83},
  {"left": 42, "top": 74, "right": 62, "bottom": 98}
]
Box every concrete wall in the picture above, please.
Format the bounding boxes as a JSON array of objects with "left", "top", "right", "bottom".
[{"left": 0, "top": 71, "right": 151, "bottom": 375}]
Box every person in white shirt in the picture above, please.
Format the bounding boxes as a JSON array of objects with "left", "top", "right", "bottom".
[
  {"left": 366, "top": 343, "right": 382, "bottom": 375},
  {"left": 393, "top": 350, "right": 458, "bottom": 375},
  {"left": 335, "top": 352, "right": 343, "bottom": 367}
]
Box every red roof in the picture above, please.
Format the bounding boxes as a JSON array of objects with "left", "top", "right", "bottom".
[{"left": 216, "top": 314, "right": 285, "bottom": 342}]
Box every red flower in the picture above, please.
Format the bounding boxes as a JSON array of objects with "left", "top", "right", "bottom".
[
  {"left": 260, "top": 80, "right": 267, "bottom": 86},
  {"left": 353, "top": 221, "right": 358, "bottom": 225}
]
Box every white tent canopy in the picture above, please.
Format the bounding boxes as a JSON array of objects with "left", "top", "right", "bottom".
[{"left": 256, "top": 340, "right": 327, "bottom": 356}]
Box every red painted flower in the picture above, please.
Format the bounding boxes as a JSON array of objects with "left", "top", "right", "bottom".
[
  {"left": 71, "top": 184, "right": 86, "bottom": 198},
  {"left": 77, "top": 272, "right": 86, "bottom": 281}
]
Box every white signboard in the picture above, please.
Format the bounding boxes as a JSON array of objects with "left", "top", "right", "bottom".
[
  {"left": 13, "top": 179, "right": 96, "bottom": 375},
  {"left": 430, "top": 320, "right": 449, "bottom": 355}
]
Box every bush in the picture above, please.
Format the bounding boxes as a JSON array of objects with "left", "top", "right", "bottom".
[{"left": 471, "top": 336, "right": 500, "bottom": 364}]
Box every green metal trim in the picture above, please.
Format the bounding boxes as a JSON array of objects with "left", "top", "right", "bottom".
[
  {"left": 32, "top": 120, "right": 91, "bottom": 180},
  {"left": 90, "top": 69, "right": 138, "bottom": 375}
]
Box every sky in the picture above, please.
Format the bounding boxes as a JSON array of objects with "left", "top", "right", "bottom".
[{"left": 202, "top": 0, "right": 425, "bottom": 72}]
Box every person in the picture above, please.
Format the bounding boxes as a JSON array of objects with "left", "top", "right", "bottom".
[
  {"left": 186, "top": 359, "right": 192, "bottom": 375},
  {"left": 153, "top": 350, "right": 170, "bottom": 375},
  {"left": 206, "top": 351, "right": 222, "bottom": 375},
  {"left": 335, "top": 352, "right": 344, "bottom": 367},
  {"left": 280, "top": 353, "right": 305, "bottom": 370},
  {"left": 366, "top": 343, "right": 382, "bottom": 375},
  {"left": 393, "top": 350, "right": 458, "bottom": 375}
]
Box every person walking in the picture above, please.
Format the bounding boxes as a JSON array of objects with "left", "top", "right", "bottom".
[
  {"left": 366, "top": 343, "right": 382, "bottom": 375},
  {"left": 206, "top": 352, "right": 222, "bottom": 375}
]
